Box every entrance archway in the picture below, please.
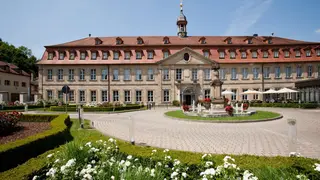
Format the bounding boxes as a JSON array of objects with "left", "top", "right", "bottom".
[{"left": 181, "top": 87, "right": 196, "bottom": 105}]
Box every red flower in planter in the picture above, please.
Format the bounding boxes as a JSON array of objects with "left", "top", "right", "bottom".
[
  {"left": 204, "top": 98, "right": 211, "bottom": 103},
  {"left": 243, "top": 103, "right": 249, "bottom": 110},
  {"left": 183, "top": 104, "right": 189, "bottom": 112},
  {"left": 225, "top": 105, "right": 233, "bottom": 116}
]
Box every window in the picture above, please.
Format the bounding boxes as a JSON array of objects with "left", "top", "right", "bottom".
[
  {"left": 175, "top": 69, "right": 182, "bottom": 80},
  {"left": 253, "top": 89, "right": 259, "bottom": 100},
  {"left": 200, "top": 39, "right": 206, "bottom": 44},
  {"left": 275, "top": 66, "right": 281, "bottom": 78},
  {"left": 231, "top": 68, "right": 237, "bottom": 80},
  {"left": 102, "top": 52, "right": 108, "bottom": 60},
  {"left": 307, "top": 65, "right": 313, "bottom": 77},
  {"left": 113, "top": 69, "right": 119, "bottom": 80},
  {"left": 101, "top": 90, "right": 108, "bottom": 102},
  {"left": 113, "top": 91, "right": 119, "bottom": 101},
  {"left": 296, "top": 65, "right": 302, "bottom": 78},
  {"left": 268, "top": 39, "right": 272, "bottom": 44},
  {"left": 191, "top": 69, "right": 198, "bottom": 80},
  {"left": 147, "top": 68, "right": 154, "bottom": 80},
  {"left": 79, "top": 69, "right": 85, "bottom": 80},
  {"left": 59, "top": 52, "right": 65, "bottom": 60},
  {"left": 163, "top": 90, "right": 170, "bottom": 102},
  {"left": 5, "top": 80, "right": 10, "bottom": 86},
  {"left": 80, "top": 52, "right": 86, "bottom": 60},
  {"left": 242, "top": 89, "right": 248, "bottom": 100},
  {"left": 252, "top": 51, "right": 257, "bottom": 58},
  {"left": 253, "top": 67, "right": 259, "bottom": 79},
  {"left": 163, "top": 68, "right": 170, "bottom": 80},
  {"left": 68, "top": 69, "right": 74, "bottom": 80},
  {"left": 47, "top": 69, "right": 53, "bottom": 80},
  {"left": 124, "top": 68, "right": 131, "bottom": 81},
  {"left": 21, "top": 82, "right": 26, "bottom": 87},
  {"left": 248, "top": 39, "right": 253, "bottom": 44},
  {"left": 124, "top": 51, "right": 130, "bottom": 60},
  {"left": 219, "top": 68, "right": 226, "bottom": 80},
  {"left": 306, "top": 50, "right": 311, "bottom": 57},
  {"left": 69, "top": 91, "right": 75, "bottom": 102},
  {"left": 113, "top": 51, "right": 119, "bottom": 60},
  {"left": 137, "top": 39, "right": 143, "bottom": 44},
  {"left": 227, "top": 39, "right": 232, "bottom": 44},
  {"left": 47, "top": 90, "right": 53, "bottom": 100},
  {"left": 263, "top": 51, "right": 268, "bottom": 58},
  {"left": 241, "top": 51, "right": 247, "bottom": 59},
  {"left": 14, "top": 81, "right": 19, "bottom": 87},
  {"left": 147, "top": 51, "right": 154, "bottom": 59},
  {"left": 204, "top": 89, "right": 210, "bottom": 99},
  {"left": 204, "top": 68, "right": 211, "bottom": 80},
  {"left": 58, "top": 69, "right": 63, "bottom": 80},
  {"left": 284, "top": 50, "right": 290, "bottom": 58},
  {"left": 124, "top": 90, "right": 131, "bottom": 102},
  {"left": 91, "top": 91, "right": 96, "bottom": 102},
  {"left": 285, "top": 66, "right": 292, "bottom": 78},
  {"left": 316, "top": 49, "right": 320, "bottom": 56},
  {"left": 136, "top": 90, "right": 142, "bottom": 102},
  {"left": 230, "top": 51, "right": 235, "bottom": 59},
  {"left": 203, "top": 51, "right": 209, "bottom": 58},
  {"left": 147, "top": 90, "right": 154, "bottom": 102},
  {"left": 58, "top": 91, "right": 63, "bottom": 100},
  {"left": 48, "top": 52, "right": 53, "bottom": 60},
  {"left": 273, "top": 50, "right": 279, "bottom": 58},
  {"left": 90, "top": 69, "right": 96, "bottom": 80},
  {"left": 164, "top": 39, "right": 169, "bottom": 44},
  {"left": 163, "top": 51, "right": 169, "bottom": 58},
  {"left": 101, "top": 68, "right": 108, "bottom": 80},
  {"left": 91, "top": 52, "right": 97, "bottom": 60},
  {"left": 79, "top": 90, "right": 85, "bottom": 102},
  {"left": 242, "top": 68, "right": 248, "bottom": 79},
  {"left": 135, "top": 69, "right": 142, "bottom": 81},
  {"left": 231, "top": 89, "right": 237, "bottom": 100},
  {"left": 116, "top": 39, "right": 122, "bottom": 45},
  {"left": 295, "top": 50, "right": 301, "bottom": 57},
  {"left": 219, "top": 51, "right": 225, "bottom": 59},
  {"left": 263, "top": 67, "right": 270, "bottom": 78},
  {"left": 136, "top": 51, "right": 142, "bottom": 59},
  {"left": 69, "top": 52, "right": 75, "bottom": 60}
]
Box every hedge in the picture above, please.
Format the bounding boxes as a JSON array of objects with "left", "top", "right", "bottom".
[
  {"left": 0, "top": 105, "right": 50, "bottom": 111},
  {"left": 0, "top": 114, "right": 72, "bottom": 172},
  {"left": 250, "top": 103, "right": 318, "bottom": 109},
  {"left": 50, "top": 104, "right": 145, "bottom": 112}
]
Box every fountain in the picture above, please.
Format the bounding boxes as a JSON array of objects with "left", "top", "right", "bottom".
[
  {"left": 235, "top": 103, "right": 239, "bottom": 114},
  {"left": 192, "top": 100, "right": 195, "bottom": 112},
  {"left": 240, "top": 103, "right": 244, "bottom": 114}
]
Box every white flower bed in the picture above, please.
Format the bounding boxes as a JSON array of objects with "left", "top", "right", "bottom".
[{"left": 33, "top": 138, "right": 319, "bottom": 180}]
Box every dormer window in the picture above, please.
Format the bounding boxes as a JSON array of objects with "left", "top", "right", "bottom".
[
  {"left": 251, "top": 50, "right": 258, "bottom": 58},
  {"left": 248, "top": 38, "right": 253, "bottom": 44},
  {"left": 284, "top": 50, "right": 290, "bottom": 58},
  {"left": 163, "top": 37, "right": 170, "bottom": 44},
  {"left": 203, "top": 50, "right": 209, "bottom": 58},
  {"left": 241, "top": 51, "right": 247, "bottom": 59},
  {"left": 48, "top": 52, "right": 54, "bottom": 60},
  {"left": 80, "top": 52, "right": 86, "bottom": 60},
  {"left": 316, "top": 49, "right": 320, "bottom": 56},
  {"left": 102, "top": 51, "right": 108, "bottom": 60},
  {"left": 95, "top": 38, "right": 102, "bottom": 45},
  {"left": 230, "top": 51, "right": 236, "bottom": 59},
  {"left": 273, "top": 49, "right": 279, "bottom": 58},
  {"left": 227, "top": 39, "right": 232, "bottom": 44},
  {"left": 295, "top": 49, "right": 301, "bottom": 57},
  {"left": 116, "top": 37, "right": 123, "bottom": 45},
  {"left": 147, "top": 51, "right": 154, "bottom": 59},
  {"left": 219, "top": 51, "right": 225, "bottom": 59},
  {"left": 91, "top": 51, "right": 97, "bottom": 60},
  {"left": 137, "top": 37, "right": 144, "bottom": 44},
  {"left": 305, "top": 49, "right": 311, "bottom": 57},
  {"left": 124, "top": 51, "right": 131, "bottom": 60},
  {"left": 113, "top": 51, "right": 119, "bottom": 60},
  {"left": 268, "top": 39, "right": 272, "bottom": 44},
  {"left": 136, "top": 51, "right": 142, "bottom": 59},
  {"left": 263, "top": 50, "right": 268, "bottom": 58},
  {"left": 163, "top": 50, "right": 170, "bottom": 58},
  {"left": 69, "top": 51, "right": 75, "bottom": 60},
  {"left": 59, "top": 52, "right": 65, "bottom": 60},
  {"left": 199, "top": 37, "right": 206, "bottom": 44}
]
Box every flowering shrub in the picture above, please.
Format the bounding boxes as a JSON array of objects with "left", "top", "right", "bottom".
[
  {"left": 204, "top": 98, "right": 211, "bottom": 103},
  {"left": 0, "top": 111, "right": 22, "bottom": 136},
  {"left": 183, "top": 104, "right": 189, "bottom": 112},
  {"left": 225, "top": 105, "right": 233, "bottom": 116},
  {"left": 243, "top": 103, "right": 249, "bottom": 110}
]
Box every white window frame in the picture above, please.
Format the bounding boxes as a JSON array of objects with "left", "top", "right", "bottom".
[
  {"left": 163, "top": 51, "right": 169, "bottom": 58},
  {"left": 69, "top": 90, "right": 75, "bottom": 102},
  {"left": 58, "top": 69, "right": 63, "bottom": 80},
  {"left": 203, "top": 51, "right": 209, "bottom": 58},
  {"left": 263, "top": 67, "right": 270, "bottom": 78},
  {"left": 48, "top": 52, "right": 53, "bottom": 60},
  {"left": 135, "top": 68, "right": 142, "bottom": 81},
  {"left": 219, "top": 51, "right": 225, "bottom": 59},
  {"left": 263, "top": 51, "right": 268, "bottom": 58},
  {"left": 241, "top": 51, "right": 247, "bottom": 59},
  {"left": 275, "top": 66, "right": 281, "bottom": 78},
  {"left": 147, "top": 51, "right": 154, "bottom": 59},
  {"left": 252, "top": 51, "right": 257, "bottom": 58},
  {"left": 204, "top": 89, "right": 210, "bottom": 99},
  {"left": 285, "top": 66, "right": 292, "bottom": 78},
  {"left": 253, "top": 68, "right": 259, "bottom": 79},
  {"left": 91, "top": 52, "right": 97, "bottom": 60},
  {"left": 306, "top": 50, "right": 311, "bottom": 57},
  {"left": 204, "top": 68, "right": 211, "bottom": 80},
  {"left": 124, "top": 51, "right": 131, "bottom": 60},
  {"left": 80, "top": 52, "right": 86, "bottom": 60},
  {"left": 273, "top": 51, "right": 279, "bottom": 58},
  {"left": 191, "top": 69, "right": 198, "bottom": 80},
  {"left": 124, "top": 68, "right": 131, "bottom": 81},
  {"left": 219, "top": 68, "right": 226, "bottom": 80},
  {"left": 284, "top": 51, "right": 290, "bottom": 58},
  {"left": 113, "top": 69, "right": 119, "bottom": 80},
  {"left": 47, "top": 90, "right": 53, "bottom": 100},
  {"left": 79, "top": 69, "right": 85, "bottom": 80},
  {"left": 307, "top": 65, "right": 312, "bottom": 77},
  {"left": 79, "top": 90, "right": 85, "bottom": 102},
  {"left": 295, "top": 50, "right": 301, "bottom": 57},
  {"left": 124, "top": 90, "right": 131, "bottom": 102},
  {"left": 69, "top": 52, "right": 75, "bottom": 60},
  {"left": 101, "top": 69, "right": 108, "bottom": 80},
  {"left": 316, "top": 49, "right": 320, "bottom": 56},
  {"left": 231, "top": 68, "right": 237, "bottom": 80},
  {"left": 175, "top": 69, "right": 182, "bottom": 80},
  {"left": 242, "top": 68, "right": 248, "bottom": 79},
  {"left": 68, "top": 69, "right": 74, "bottom": 80},
  {"left": 136, "top": 51, "right": 142, "bottom": 59},
  {"left": 163, "top": 68, "right": 170, "bottom": 80},
  {"left": 90, "top": 69, "right": 96, "bottom": 80},
  {"left": 101, "top": 90, "right": 108, "bottom": 102},
  {"left": 136, "top": 90, "right": 142, "bottom": 102},
  {"left": 91, "top": 91, "right": 96, "bottom": 102},
  {"left": 59, "top": 52, "right": 65, "bottom": 60},
  {"left": 147, "top": 68, "right": 154, "bottom": 80},
  {"left": 147, "top": 90, "right": 154, "bottom": 102},
  {"left": 230, "top": 51, "right": 235, "bottom": 59},
  {"left": 231, "top": 89, "right": 237, "bottom": 100},
  {"left": 113, "top": 51, "right": 119, "bottom": 60},
  {"left": 296, "top": 65, "right": 302, "bottom": 78},
  {"left": 102, "top": 52, "right": 108, "bottom": 60},
  {"left": 47, "top": 69, "right": 52, "bottom": 80},
  {"left": 113, "top": 90, "right": 119, "bottom": 101},
  {"left": 163, "top": 90, "right": 170, "bottom": 102}
]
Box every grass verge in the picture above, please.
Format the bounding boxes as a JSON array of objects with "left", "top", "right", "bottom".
[
  {"left": 165, "top": 110, "right": 281, "bottom": 121},
  {"left": 0, "top": 119, "right": 319, "bottom": 180}
]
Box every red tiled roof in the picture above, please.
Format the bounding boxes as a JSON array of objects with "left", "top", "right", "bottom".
[
  {"left": 46, "top": 36, "right": 318, "bottom": 47},
  {"left": 0, "top": 61, "right": 30, "bottom": 77}
]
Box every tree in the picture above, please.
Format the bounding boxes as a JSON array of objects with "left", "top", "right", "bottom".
[{"left": 0, "top": 40, "right": 38, "bottom": 76}]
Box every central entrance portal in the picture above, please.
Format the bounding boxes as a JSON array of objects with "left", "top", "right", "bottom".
[
  {"left": 181, "top": 86, "right": 196, "bottom": 106},
  {"left": 184, "top": 95, "right": 192, "bottom": 105}
]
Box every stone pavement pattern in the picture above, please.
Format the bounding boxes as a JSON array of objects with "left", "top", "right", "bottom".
[{"left": 69, "top": 108, "right": 320, "bottom": 159}]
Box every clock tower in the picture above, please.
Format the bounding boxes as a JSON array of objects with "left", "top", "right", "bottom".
[{"left": 177, "top": 0, "right": 188, "bottom": 38}]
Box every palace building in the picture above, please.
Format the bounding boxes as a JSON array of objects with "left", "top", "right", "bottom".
[{"left": 37, "top": 2, "right": 320, "bottom": 105}]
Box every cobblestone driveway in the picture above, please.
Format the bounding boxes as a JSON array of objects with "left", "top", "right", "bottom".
[{"left": 69, "top": 107, "right": 320, "bottom": 159}]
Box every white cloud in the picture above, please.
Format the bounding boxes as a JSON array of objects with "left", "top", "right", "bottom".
[
  {"left": 225, "top": 0, "right": 273, "bottom": 35},
  {"left": 315, "top": 29, "right": 320, "bottom": 33}
]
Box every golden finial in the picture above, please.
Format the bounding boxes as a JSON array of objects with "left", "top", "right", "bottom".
[{"left": 180, "top": 0, "right": 183, "bottom": 10}]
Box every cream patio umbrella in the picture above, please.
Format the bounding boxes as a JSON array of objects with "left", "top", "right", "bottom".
[
  {"left": 240, "top": 89, "right": 263, "bottom": 94},
  {"left": 262, "top": 89, "right": 278, "bottom": 94},
  {"left": 222, "top": 90, "right": 235, "bottom": 95},
  {"left": 276, "top": 87, "right": 299, "bottom": 93}
]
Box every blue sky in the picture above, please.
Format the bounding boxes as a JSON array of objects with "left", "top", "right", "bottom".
[{"left": 1, "top": 0, "right": 320, "bottom": 58}]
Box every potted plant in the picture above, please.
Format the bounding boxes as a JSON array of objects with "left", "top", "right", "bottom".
[
  {"left": 243, "top": 103, "right": 249, "bottom": 111},
  {"left": 203, "top": 98, "right": 211, "bottom": 110},
  {"left": 182, "top": 102, "right": 189, "bottom": 112},
  {"left": 225, "top": 105, "right": 234, "bottom": 116}
]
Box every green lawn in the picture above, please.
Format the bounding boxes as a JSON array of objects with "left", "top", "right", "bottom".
[
  {"left": 165, "top": 110, "right": 281, "bottom": 121},
  {"left": 1, "top": 117, "right": 319, "bottom": 180}
]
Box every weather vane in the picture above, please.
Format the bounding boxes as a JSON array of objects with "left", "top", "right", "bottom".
[{"left": 180, "top": 0, "right": 183, "bottom": 10}]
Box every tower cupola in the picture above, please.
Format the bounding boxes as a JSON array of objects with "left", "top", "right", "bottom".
[{"left": 177, "top": 0, "right": 188, "bottom": 38}]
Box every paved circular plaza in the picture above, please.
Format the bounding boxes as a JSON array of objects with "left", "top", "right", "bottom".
[{"left": 70, "top": 107, "right": 320, "bottom": 159}]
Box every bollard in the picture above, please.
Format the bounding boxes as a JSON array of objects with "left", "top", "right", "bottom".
[
  {"left": 287, "top": 119, "right": 297, "bottom": 156},
  {"left": 129, "top": 116, "right": 135, "bottom": 145}
]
